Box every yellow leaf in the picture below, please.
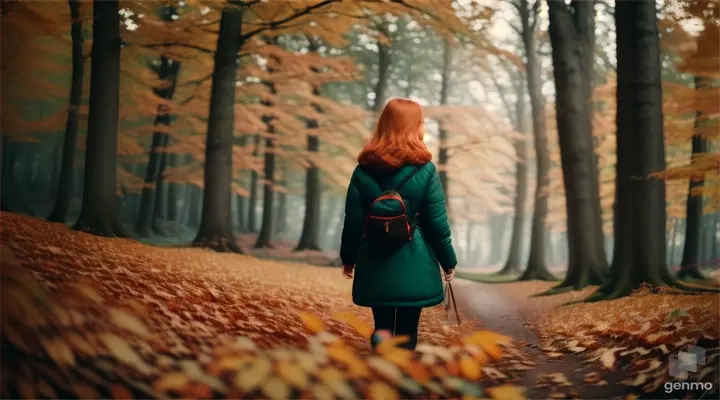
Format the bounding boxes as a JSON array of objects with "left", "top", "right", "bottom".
[
  {"left": 275, "top": 361, "right": 309, "bottom": 389},
  {"left": 486, "top": 385, "right": 527, "bottom": 400},
  {"left": 297, "top": 311, "right": 325, "bottom": 333},
  {"left": 109, "top": 308, "right": 151, "bottom": 338},
  {"left": 316, "top": 366, "right": 356, "bottom": 399},
  {"left": 459, "top": 356, "right": 481, "bottom": 380},
  {"left": 626, "top": 394, "right": 639, "bottom": 400},
  {"left": 234, "top": 357, "right": 272, "bottom": 392},
  {"left": 100, "top": 334, "right": 153, "bottom": 375},
  {"left": 382, "top": 348, "right": 414, "bottom": 368},
  {"left": 368, "top": 381, "right": 399, "bottom": 400},
  {"left": 327, "top": 343, "right": 370, "bottom": 378},
  {"left": 154, "top": 372, "right": 190, "bottom": 392},
  {"left": 41, "top": 338, "right": 75, "bottom": 366},
  {"left": 261, "top": 376, "right": 290, "bottom": 400},
  {"left": 376, "top": 335, "right": 410, "bottom": 354},
  {"left": 333, "top": 311, "right": 373, "bottom": 338},
  {"left": 461, "top": 331, "right": 508, "bottom": 361}
]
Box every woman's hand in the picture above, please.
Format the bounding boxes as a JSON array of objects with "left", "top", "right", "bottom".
[
  {"left": 342, "top": 264, "right": 355, "bottom": 279},
  {"left": 444, "top": 268, "right": 455, "bottom": 282}
]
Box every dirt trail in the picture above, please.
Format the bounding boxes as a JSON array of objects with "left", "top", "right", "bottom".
[{"left": 452, "top": 279, "right": 632, "bottom": 400}]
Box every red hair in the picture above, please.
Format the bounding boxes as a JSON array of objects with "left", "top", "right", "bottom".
[{"left": 357, "top": 98, "right": 432, "bottom": 169}]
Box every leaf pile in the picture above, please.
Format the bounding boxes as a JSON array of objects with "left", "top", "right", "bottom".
[
  {"left": 0, "top": 213, "right": 525, "bottom": 399},
  {"left": 525, "top": 284, "right": 720, "bottom": 395}
]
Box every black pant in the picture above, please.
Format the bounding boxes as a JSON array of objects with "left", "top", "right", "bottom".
[{"left": 371, "top": 307, "right": 422, "bottom": 350}]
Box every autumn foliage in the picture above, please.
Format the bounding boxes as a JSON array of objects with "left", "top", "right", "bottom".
[{"left": 0, "top": 213, "right": 526, "bottom": 399}]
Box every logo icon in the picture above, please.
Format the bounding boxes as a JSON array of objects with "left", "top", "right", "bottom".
[{"left": 669, "top": 345, "right": 706, "bottom": 379}]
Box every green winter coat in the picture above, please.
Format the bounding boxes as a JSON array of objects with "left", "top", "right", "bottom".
[{"left": 340, "top": 162, "right": 458, "bottom": 308}]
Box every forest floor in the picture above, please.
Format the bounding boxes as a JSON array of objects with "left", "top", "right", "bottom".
[{"left": 1, "top": 212, "right": 719, "bottom": 399}]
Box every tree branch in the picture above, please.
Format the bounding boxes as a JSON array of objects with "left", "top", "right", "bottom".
[
  {"left": 141, "top": 42, "right": 214, "bottom": 54},
  {"left": 241, "top": 0, "right": 340, "bottom": 40}
]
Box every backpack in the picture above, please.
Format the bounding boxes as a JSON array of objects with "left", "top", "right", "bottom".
[{"left": 363, "top": 166, "right": 423, "bottom": 248}]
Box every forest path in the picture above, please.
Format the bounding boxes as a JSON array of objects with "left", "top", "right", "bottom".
[{"left": 452, "top": 279, "right": 631, "bottom": 400}]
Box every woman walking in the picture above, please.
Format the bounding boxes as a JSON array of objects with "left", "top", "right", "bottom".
[{"left": 340, "top": 98, "right": 457, "bottom": 351}]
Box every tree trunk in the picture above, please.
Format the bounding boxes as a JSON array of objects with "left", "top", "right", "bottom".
[
  {"left": 437, "top": 36, "right": 452, "bottom": 201},
  {"left": 372, "top": 40, "right": 390, "bottom": 112},
  {"left": 72, "top": 0, "right": 125, "bottom": 237},
  {"left": 517, "top": 0, "right": 555, "bottom": 281},
  {"left": 188, "top": 185, "right": 201, "bottom": 228},
  {"left": 247, "top": 133, "right": 261, "bottom": 232},
  {"left": 320, "top": 196, "right": 342, "bottom": 248},
  {"left": 585, "top": 0, "right": 713, "bottom": 301},
  {"left": 192, "top": 7, "right": 244, "bottom": 253},
  {"left": 47, "top": 0, "right": 83, "bottom": 225},
  {"left": 152, "top": 133, "right": 169, "bottom": 234},
  {"left": 487, "top": 214, "right": 508, "bottom": 265},
  {"left": 678, "top": 75, "right": 711, "bottom": 281},
  {"left": 538, "top": 0, "right": 607, "bottom": 295},
  {"left": 295, "top": 128, "right": 322, "bottom": 250},
  {"left": 499, "top": 69, "right": 529, "bottom": 275},
  {"left": 166, "top": 148, "right": 181, "bottom": 226},
  {"left": 669, "top": 218, "right": 681, "bottom": 266},
  {"left": 135, "top": 56, "right": 180, "bottom": 236},
  {"left": 254, "top": 135, "right": 276, "bottom": 248}
]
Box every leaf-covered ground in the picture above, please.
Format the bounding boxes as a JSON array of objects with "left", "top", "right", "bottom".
[
  {"left": 490, "top": 281, "right": 720, "bottom": 398},
  {"left": 0, "top": 213, "right": 523, "bottom": 399}
]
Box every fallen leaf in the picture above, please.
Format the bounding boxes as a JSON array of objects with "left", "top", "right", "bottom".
[
  {"left": 368, "top": 381, "right": 399, "bottom": 400},
  {"left": 486, "top": 385, "right": 527, "bottom": 400},
  {"left": 260, "top": 376, "right": 290, "bottom": 400},
  {"left": 459, "top": 356, "right": 481, "bottom": 380},
  {"left": 275, "top": 361, "right": 309, "bottom": 389},
  {"left": 297, "top": 312, "right": 325, "bottom": 333},
  {"left": 234, "top": 357, "right": 272, "bottom": 392},
  {"left": 109, "top": 308, "right": 151, "bottom": 338}
]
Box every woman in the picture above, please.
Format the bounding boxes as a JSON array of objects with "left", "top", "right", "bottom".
[{"left": 340, "top": 98, "right": 457, "bottom": 351}]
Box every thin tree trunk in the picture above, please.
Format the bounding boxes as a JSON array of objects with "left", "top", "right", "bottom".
[
  {"left": 538, "top": 0, "right": 607, "bottom": 295},
  {"left": 192, "top": 6, "right": 244, "bottom": 253},
  {"left": 437, "top": 36, "right": 452, "bottom": 201},
  {"left": 72, "top": 0, "right": 124, "bottom": 237},
  {"left": 247, "top": 133, "right": 261, "bottom": 232},
  {"left": 254, "top": 135, "right": 276, "bottom": 248},
  {"left": 487, "top": 214, "right": 508, "bottom": 265},
  {"left": 372, "top": 38, "right": 390, "bottom": 112},
  {"left": 669, "top": 218, "right": 680, "bottom": 266},
  {"left": 678, "top": 74, "right": 711, "bottom": 281},
  {"left": 517, "top": 0, "right": 555, "bottom": 281},
  {"left": 499, "top": 68, "right": 528, "bottom": 275},
  {"left": 166, "top": 148, "right": 181, "bottom": 227},
  {"left": 295, "top": 126, "right": 322, "bottom": 250},
  {"left": 152, "top": 133, "right": 169, "bottom": 234}
]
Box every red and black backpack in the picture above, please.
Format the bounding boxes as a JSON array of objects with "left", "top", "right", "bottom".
[{"left": 363, "top": 166, "right": 422, "bottom": 248}]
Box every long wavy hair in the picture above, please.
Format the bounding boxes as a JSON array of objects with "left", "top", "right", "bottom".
[{"left": 357, "top": 98, "right": 433, "bottom": 170}]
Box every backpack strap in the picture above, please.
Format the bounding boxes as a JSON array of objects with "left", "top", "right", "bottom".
[{"left": 393, "top": 165, "right": 422, "bottom": 192}]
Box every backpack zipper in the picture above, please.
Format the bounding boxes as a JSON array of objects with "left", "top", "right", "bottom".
[{"left": 385, "top": 222, "right": 389, "bottom": 232}]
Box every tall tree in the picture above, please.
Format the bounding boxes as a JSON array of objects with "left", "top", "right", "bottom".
[
  {"left": 192, "top": 3, "right": 245, "bottom": 252},
  {"left": 585, "top": 0, "right": 715, "bottom": 302},
  {"left": 512, "top": 0, "right": 555, "bottom": 281},
  {"left": 437, "top": 36, "right": 453, "bottom": 200},
  {"left": 247, "top": 133, "right": 261, "bottom": 232},
  {"left": 47, "top": 0, "right": 84, "bottom": 224},
  {"left": 678, "top": 20, "right": 717, "bottom": 282},
  {"left": 295, "top": 40, "right": 324, "bottom": 251},
  {"left": 495, "top": 65, "right": 528, "bottom": 275},
  {"left": 135, "top": 56, "right": 181, "bottom": 237},
  {"left": 539, "top": 0, "right": 607, "bottom": 295},
  {"left": 73, "top": 0, "right": 125, "bottom": 236}
]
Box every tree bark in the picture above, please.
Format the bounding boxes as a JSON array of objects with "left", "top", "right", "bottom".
[
  {"left": 72, "top": 0, "right": 125, "bottom": 237},
  {"left": 295, "top": 118, "right": 322, "bottom": 250},
  {"left": 516, "top": 0, "right": 555, "bottom": 281},
  {"left": 152, "top": 133, "right": 169, "bottom": 234},
  {"left": 191, "top": 6, "right": 244, "bottom": 253},
  {"left": 166, "top": 148, "right": 181, "bottom": 226},
  {"left": 254, "top": 134, "right": 276, "bottom": 248},
  {"left": 538, "top": 0, "right": 607, "bottom": 295},
  {"left": 437, "top": 36, "right": 452, "bottom": 201},
  {"left": 372, "top": 38, "right": 390, "bottom": 112},
  {"left": 48, "top": 0, "right": 84, "bottom": 224},
  {"left": 487, "top": 214, "right": 508, "bottom": 265},
  {"left": 678, "top": 73, "right": 711, "bottom": 281},
  {"left": 247, "top": 133, "right": 261, "bottom": 232},
  {"left": 135, "top": 56, "right": 180, "bottom": 237},
  {"left": 585, "top": 0, "right": 715, "bottom": 302}
]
